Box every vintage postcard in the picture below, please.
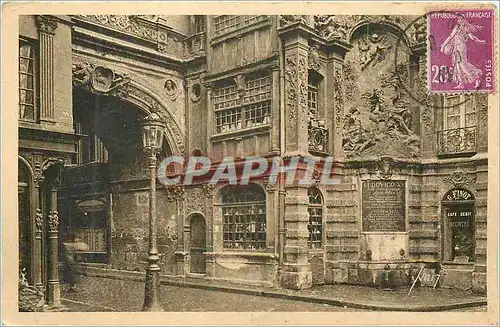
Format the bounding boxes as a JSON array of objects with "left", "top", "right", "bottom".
[{"left": 1, "top": 1, "right": 499, "bottom": 326}]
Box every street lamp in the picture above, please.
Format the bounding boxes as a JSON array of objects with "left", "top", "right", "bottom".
[{"left": 141, "top": 112, "right": 166, "bottom": 311}]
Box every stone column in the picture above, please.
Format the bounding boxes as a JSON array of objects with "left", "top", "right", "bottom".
[
  {"left": 279, "top": 25, "right": 312, "bottom": 290},
  {"left": 33, "top": 173, "right": 44, "bottom": 291},
  {"left": 182, "top": 224, "right": 191, "bottom": 274},
  {"left": 35, "top": 15, "right": 58, "bottom": 122},
  {"left": 46, "top": 184, "right": 61, "bottom": 307}
]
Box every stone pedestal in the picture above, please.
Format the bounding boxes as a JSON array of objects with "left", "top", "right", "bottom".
[{"left": 280, "top": 186, "right": 312, "bottom": 290}]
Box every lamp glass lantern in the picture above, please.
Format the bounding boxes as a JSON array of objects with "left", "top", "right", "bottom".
[{"left": 142, "top": 112, "right": 166, "bottom": 151}]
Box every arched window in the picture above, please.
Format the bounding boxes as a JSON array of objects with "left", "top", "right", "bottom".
[
  {"left": 308, "top": 188, "right": 323, "bottom": 249},
  {"left": 221, "top": 184, "right": 266, "bottom": 250}
]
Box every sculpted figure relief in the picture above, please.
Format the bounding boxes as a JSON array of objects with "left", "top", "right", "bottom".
[
  {"left": 279, "top": 15, "right": 307, "bottom": 27},
  {"left": 343, "top": 107, "right": 375, "bottom": 154},
  {"left": 341, "top": 26, "right": 421, "bottom": 159},
  {"left": 358, "top": 34, "right": 392, "bottom": 70},
  {"left": 314, "top": 15, "right": 350, "bottom": 41},
  {"left": 72, "top": 62, "right": 93, "bottom": 87},
  {"left": 411, "top": 18, "right": 427, "bottom": 44},
  {"left": 308, "top": 45, "right": 321, "bottom": 71},
  {"left": 72, "top": 61, "right": 131, "bottom": 95},
  {"left": 343, "top": 88, "right": 419, "bottom": 158}
]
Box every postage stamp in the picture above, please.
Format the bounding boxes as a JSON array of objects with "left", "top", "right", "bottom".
[
  {"left": 2, "top": 2, "right": 499, "bottom": 326},
  {"left": 427, "top": 9, "right": 495, "bottom": 93}
]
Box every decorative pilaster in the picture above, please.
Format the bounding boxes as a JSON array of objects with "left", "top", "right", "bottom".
[
  {"left": 414, "top": 47, "right": 434, "bottom": 157},
  {"left": 270, "top": 68, "right": 281, "bottom": 154},
  {"left": 264, "top": 177, "right": 278, "bottom": 250},
  {"left": 204, "top": 83, "right": 213, "bottom": 156},
  {"left": 330, "top": 63, "right": 344, "bottom": 157},
  {"left": 166, "top": 185, "right": 185, "bottom": 256},
  {"left": 476, "top": 94, "right": 488, "bottom": 153},
  {"left": 46, "top": 185, "right": 61, "bottom": 307},
  {"left": 279, "top": 25, "right": 312, "bottom": 290},
  {"left": 35, "top": 15, "right": 58, "bottom": 121},
  {"left": 202, "top": 183, "right": 215, "bottom": 253},
  {"left": 283, "top": 50, "right": 309, "bottom": 155}
]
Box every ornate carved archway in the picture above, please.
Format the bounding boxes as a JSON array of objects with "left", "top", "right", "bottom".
[
  {"left": 313, "top": 14, "right": 425, "bottom": 47},
  {"left": 72, "top": 60, "right": 185, "bottom": 156}
]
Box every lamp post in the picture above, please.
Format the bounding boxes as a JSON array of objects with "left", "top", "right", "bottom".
[{"left": 141, "top": 112, "right": 166, "bottom": 312}]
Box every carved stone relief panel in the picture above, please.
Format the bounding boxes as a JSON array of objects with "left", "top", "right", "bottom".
[
  {"left": 314, "top": 15, "right": 423, "bottom": 47},
  {"left": 185, "top": 187, "right": 205, "bottom": 215},
  {"left": 342, "top": 25, "right": 420, "bottom": 159}
]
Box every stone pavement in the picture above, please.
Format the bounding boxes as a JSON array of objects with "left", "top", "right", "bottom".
[{"left": 60, "top": 271, "right": 487, "bottom": 312}]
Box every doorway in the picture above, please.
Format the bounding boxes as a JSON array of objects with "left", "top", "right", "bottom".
[
  {"left": 189, "top": 214, "right": 206, "bottom": 274},
  {"left": 442, "top": 188, "right": 475, "bottom": 263}
]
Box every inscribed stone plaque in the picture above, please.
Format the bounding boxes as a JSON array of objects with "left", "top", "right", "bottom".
[{"left": 362, "top": 180, "right": 406, "bottom": 232}]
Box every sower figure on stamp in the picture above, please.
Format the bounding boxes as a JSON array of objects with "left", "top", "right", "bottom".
[{"left": 440, "top": 15, "right": 486, "bottom": 89}]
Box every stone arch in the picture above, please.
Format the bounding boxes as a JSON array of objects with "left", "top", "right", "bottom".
[
  {"left": 348, "top": 19, "right": 411, "bottom": 47},
  {"left": 72, "top": 59, "right": 186, "bottom": 156},
  {"left": 217, "top": 182, "right": 267, "bottom": 203},
  {"left": 19, "top": 155, "right": 35, "bottom": 182},
  {"left": 307, "top": 186, "right": 324, "bottom": 203},
  {"left": 40, "top": 157, "right": 65, "bottom": 174},
  {"left": 186, "top": 211, "right": 206, "bottom": 224},
  {"left": 119, "top": 80, "right": 185, "bottom": 156}
]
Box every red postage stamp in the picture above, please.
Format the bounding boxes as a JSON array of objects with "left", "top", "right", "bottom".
[{"left": 427, "top": 9, "right": 495, "bottom": 93}]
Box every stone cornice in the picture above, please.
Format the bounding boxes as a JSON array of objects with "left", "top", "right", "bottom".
[
  {"left": 72, "top": 15, "right": 186, "bottom": 60},
  {"left": 343, "top": 153, "right": 488, "bottom": 170},
  {"left": 72, "top": 15, "right": 187, "bottom": 43},
  {"left": 72, "top": 26, "right": 184, "bottom": 71}
]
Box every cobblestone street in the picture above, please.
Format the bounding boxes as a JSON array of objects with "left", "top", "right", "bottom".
[
  {"left": 60, "top": 275, "right": 487, "bottom": 312},
  {"left": 61, "top": 276, "right": 362, "bottom": 312}
]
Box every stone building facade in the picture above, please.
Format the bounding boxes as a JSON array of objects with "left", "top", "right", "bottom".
[{"left": 18, "top": 14, "right": 488, "bottom": 307}]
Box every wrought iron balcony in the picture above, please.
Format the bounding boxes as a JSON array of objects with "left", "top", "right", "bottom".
[
  {"left": 308, "top": 125, "right": 329, "bottom": 153},
  {"left": 437, "top": 126, "right": 477, "bottom": 156}
]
